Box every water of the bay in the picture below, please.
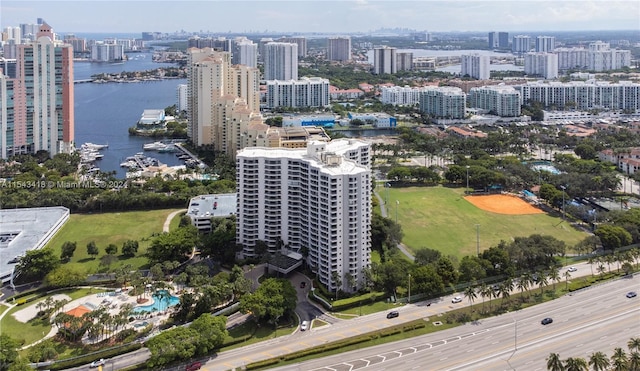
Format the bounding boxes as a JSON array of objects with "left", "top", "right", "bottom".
[{"left": 73, "top": 52, "right": 186, "bottom": 178}]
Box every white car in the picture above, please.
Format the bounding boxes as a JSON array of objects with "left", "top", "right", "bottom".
[
  {"left": 300, "top": 320, "right": 309, "bottom": 331},
  {"left": 452, "top": 296, "right": 463, "bottom": 303},
  {"left": 567, "top": 267, "right": 577, "bottom": 272},
  {"left": 89, "top": 359, "right": 105, "bottom": 368}
]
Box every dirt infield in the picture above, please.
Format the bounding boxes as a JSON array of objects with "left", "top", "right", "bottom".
[{"left": 464, "top": 194, "right": 545, "bottom": 215}]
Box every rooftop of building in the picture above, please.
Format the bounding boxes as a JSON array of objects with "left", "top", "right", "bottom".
[
  {"left": 0, "top": 206, "right": 70, "bottom": 281},
  {"left": 187, "top": 193, "right": 237, "bottom": 220}
]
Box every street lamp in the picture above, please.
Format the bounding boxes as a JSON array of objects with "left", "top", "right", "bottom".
[
  {"left": 466, "top": 165, "right": 470, "bottom": 193},
  {"left": 408, "top": 273, "right": 411, "bottom": 304}
]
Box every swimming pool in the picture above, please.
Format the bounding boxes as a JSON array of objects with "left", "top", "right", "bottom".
[
  {"left": 532, "top": 164, "right": 561, "bottom": 175},
  {"left": 133, "top": 290, "right": 180, "bottom": 313}
]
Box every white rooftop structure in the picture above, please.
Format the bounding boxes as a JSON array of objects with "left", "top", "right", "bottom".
[{"left": 0, "top": 207, "right": 70, "bottom": 283}]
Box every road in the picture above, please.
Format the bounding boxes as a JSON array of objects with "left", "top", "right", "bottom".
[
  {"left": 194, "top": 263, "right": 609, "bottom": 370},
  {"left": 62, "top": 262, "right": 604, "bottom": 370},
  {"left": 269, "top": 274, "right": 639, "bottom": 371}
]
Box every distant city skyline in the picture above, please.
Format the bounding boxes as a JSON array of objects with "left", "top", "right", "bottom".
[{"left": 2, "top": 1, "right": 639, "bottom": 35}]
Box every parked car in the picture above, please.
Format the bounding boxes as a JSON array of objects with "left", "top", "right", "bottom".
[
  {"left": 626, "top": 291, "right": 637, "bottom": 298},
  {"left": 300, "top": 320, "right": 309, "bottom": 331},
  {"left": 386, "top": 311, "right": 399, "bottom": 319},
  {"left": 452, "top": 296, "right": 463, "bottom": 303},
  {"left": 89, "top": 359, "right": 105, "bottom": 368},
  {"left": 300, "top": 281, "right": 306, "bottom": 288},
  {"left": 541, "top": 317, "right": 553, "bottom": 325},
  {"left": 185, "top": 362, "right": 202, "bottom": 371},
  {"left": 567, "top": 267, "right": 577, "bottom": 272}
]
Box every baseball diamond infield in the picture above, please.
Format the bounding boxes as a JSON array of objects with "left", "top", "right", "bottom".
[{"left": 464, "top": 194, "right": 545, "bottom": 215}]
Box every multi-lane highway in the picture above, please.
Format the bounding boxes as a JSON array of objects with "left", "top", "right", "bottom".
[{"left": 267, "top": 275, "right": 639, "bottom": 371}]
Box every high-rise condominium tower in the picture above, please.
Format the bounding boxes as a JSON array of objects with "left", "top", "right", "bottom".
[
  {"left": 263, "top": 42, "right": 298, "bottom": 80},
  {"left": 186, "top": 48, "right": 261, "bottom": 157},
  {"left": 326, "top": 37, "right": 351, "bottom": 62},
  {"left": 1, "top": 22, "right": 74, "bottom": 159},
  {"left": 373, "top": 46, "right": 397, "bottom": 75},
  {"left": 236, "top": 139, "right": 372, "bottom": 292},
  {"left": 461, "top": 54, "right": 490, "bottom": 80}
]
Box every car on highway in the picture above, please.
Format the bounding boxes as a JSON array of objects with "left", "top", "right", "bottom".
[
  {"left": 300, "top": 320, "right": 309, "bottom": 331},
  {"left": 185, "top": 361, "right": 202, "bottom": 371},
  {"left": 627, "top": 291, "right": 637, "bottom": 298},
  {"left": 541, "top": 317, "right": 553, "bottom": 325},
  {"left": 567, "top": 267, "right": 577, "bottom": 272},
  {"left": 386, "top": 311, "right": 399, "bottom": 319},
  {"left": 89, "top": 359, "right": 106, "bottom": 368},
  {"left": 452, "top": 296, "right": 463, "bottom": 303}
]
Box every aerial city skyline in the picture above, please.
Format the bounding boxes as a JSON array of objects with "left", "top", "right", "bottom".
[{"left": 2, "top": 0, "right": 639, "bottom": 34}]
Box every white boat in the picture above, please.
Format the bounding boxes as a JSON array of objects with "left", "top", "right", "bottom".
[
  {"left": 143, "top": 141, "right": 167, "bottom": 151},
  {"left": 82, "top": 142, "right": 109, "bottom": 150}
]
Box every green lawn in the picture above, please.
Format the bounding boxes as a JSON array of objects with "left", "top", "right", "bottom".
[
  {"left": 44, "top": 209, "right": 183, "bottom": 273},
  {"left": 2, "top": 303, "right": 51, "bottom": 346},
  {"left": 380, "top": 186, "right": 589, "bottom": 258}
]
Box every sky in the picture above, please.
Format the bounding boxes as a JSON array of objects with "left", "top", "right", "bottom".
[{"left": 1, "top": 0, "right": 639, "bottom": 35}]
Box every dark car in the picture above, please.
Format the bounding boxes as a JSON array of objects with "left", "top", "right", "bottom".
[
  {"left": 300, "top": 281, "right": 306, "bottom": 288},
  {"left": 185, "top": 362, "right": 202, "bottom": 371},
  {"left": 386, "top": 311, "right": 399, "bottom": 319},
  {"left": 541, "top": 317, "right": 553, "bottom": 325},
  {"left": 627, "top": 291, "right": 637, "bottom": 298}
]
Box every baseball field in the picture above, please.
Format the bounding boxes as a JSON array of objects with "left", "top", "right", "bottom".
[{"left": 380, "top": 186, "right": 589, "bottom": 258}]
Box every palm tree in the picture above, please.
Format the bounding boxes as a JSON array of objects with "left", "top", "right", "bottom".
[
  {"left": 588, "top": 351, "right": 610, "bottom": 371},
  {"left": 564, "top": 357, "right": 588, "bottom": 371},
  {"left": 549, "top": 267, "right": 561, "bottom": 291},
  {"left": 464, "top": 284, "right": 477, "bottom": 310},
  {"left": 629, "top": 337, "right": 640, "bottom": 353},
  {"left": 522, "top": 272, "right": 533, "bottom": 298},
  {"left": 587, "top": 256, "right": 596, "bottom": 277},
  {"left": 539, "top": 273, "right": 550, "bottom": 295},
  {"left": 611, "top": 347, "right": 629, "bottom": 371},
  {"left": 628, "top": 352, "right": 640, "bottom": 371},
  {"left": 596, "top": 263, "right": 606, "bottom": 278},
  {"left": 547, "top": 352, "right": 565, "bottom": 371},
  {"left": 500, "top": 278, "right": 513, "bottom": 305},
  {"left": 563, "top": 270, "right": 572, "bottom": 291},
  {"left": 516, "top": 276, "right": 528, "bottom": 302},
  {"left": 478, "top": 283, "right": 489, "bottom": 312},
  {"left": 605, "top": 254, "right": 615, "bottom": 273}
]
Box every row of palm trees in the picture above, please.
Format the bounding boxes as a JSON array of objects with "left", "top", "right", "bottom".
[
  {"left": 52, "top": 303, "right": 135, "bottom": 343},
  {"left": 587, "top": 249, "right": 639, "bottom": 277},
  {"left": 463, "top": 266, "right": 573, "bottom": 311},
  {"left": 547, "top": 337, "right": 640, "bottom": 371}
]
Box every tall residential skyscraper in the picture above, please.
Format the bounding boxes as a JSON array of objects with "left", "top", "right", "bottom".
[
  {"left": 488, "top": 32, "right": 509, "bottom": 49},
  {"left": 512, "top": 35, "right": 531, "bottom": 54},
  {"left": 233, "top": 38, "right": 258, "bottom": 68},
  {"left": 1, "top": 22, "right": 74, "bottom": 159},
  {"left": 236, "top": 139, "right": 372, "bottom": 292},
  {"left": 326, "top": 36, "right": 351, "bottom": 62},
  {"left": 277, "top": 36, "right": 308, "bottom": 58},
  {"left": 461, "top": 54, "right": 490, "bottom": 80},
  {"left": 263, "top": 42, "right": 298, "bottom": 80},
  {"left": 373, "top": 46, "right": 397, "bottom": 75},
  {"left": 524, "top": 52, "right": 559, "bottom": 79},
  {"left": 535, "top": 36, "right": 556, "bottom": 52},
  {"left": 187, "top": 48, "right": 261, "bottom": 157},
  {"left": 396, "top": 52, "right": 413, "bottom": 72}
]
